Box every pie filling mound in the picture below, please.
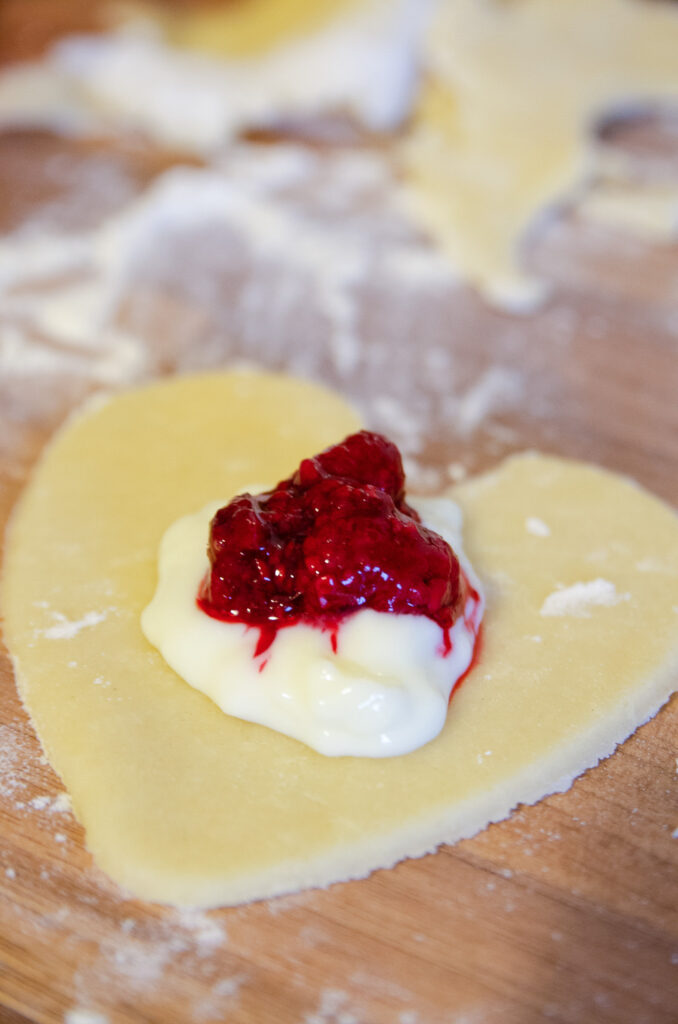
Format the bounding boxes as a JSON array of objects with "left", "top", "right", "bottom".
[
  {"left": 143, "top": 430, "right": 484, "bottom": 758},
  {"left": 199, "top": 430, "right": 477, "bottom": 655}
]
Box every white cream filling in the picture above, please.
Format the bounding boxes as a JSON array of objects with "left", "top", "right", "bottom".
[{"left": 141, "top": 493, "right": 483, "bottom": 758}]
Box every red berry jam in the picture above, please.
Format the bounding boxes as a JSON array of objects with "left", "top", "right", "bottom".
[{"left": 198, "top": 431, "right": 465, "bottom": 656}]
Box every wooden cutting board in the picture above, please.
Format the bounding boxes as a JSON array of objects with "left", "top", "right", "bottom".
[{"left": 1, "top": 7, "right": 678, "bottom": 1024}]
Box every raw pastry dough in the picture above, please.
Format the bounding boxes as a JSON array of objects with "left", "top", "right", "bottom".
[
  {"left": 403, "top": 0, "right": 678, "bottom": 305},
  {"left": 125, "top": 0, "right": 359, "bottom": 58},
  {"left": 3, "top": 372, "right": 678, "bottom": 906}
]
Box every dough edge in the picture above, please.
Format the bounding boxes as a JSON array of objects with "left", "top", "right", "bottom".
[{"left": 79, "top": 653, "right": 678, "bottom": 907}]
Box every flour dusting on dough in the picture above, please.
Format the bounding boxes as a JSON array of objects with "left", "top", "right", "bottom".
[
  {"left": 41, "top": 610, "right": 109, "bottom": 640},
  {"left": 526, "top": 517, "right": 551, "bottom": 538},
  {"left": 540, "top": 579, "right": 630, "bottom": 618}
]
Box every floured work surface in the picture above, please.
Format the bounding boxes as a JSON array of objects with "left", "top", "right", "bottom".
[{"left": 1, "top": 9, "right": 678, "bottom": 1024}]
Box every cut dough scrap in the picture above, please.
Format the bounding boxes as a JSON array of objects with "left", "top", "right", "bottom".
[
  {"left": 124, "top": 0, "right": 360, "bottom": 59},
  {"left": 3, "top": 372, "right": 678, "bottom": 907},
  {"left": 402, "top": 0, "right": 678, "bottom": 306},
  {"left": 48, "top": 0, "right": 420, "bottom": 151}
]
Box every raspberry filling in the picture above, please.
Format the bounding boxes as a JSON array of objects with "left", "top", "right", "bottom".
[{"left": 198, "top": 431, "right": 469, "bottom": 656}]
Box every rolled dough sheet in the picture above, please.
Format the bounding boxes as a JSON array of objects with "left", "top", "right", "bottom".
[
  {"left": 402, "top": 0, "right": 678, "bottom": 306},
  {"left": 3, "top": 371, "right": 678, "bottom": 907}
]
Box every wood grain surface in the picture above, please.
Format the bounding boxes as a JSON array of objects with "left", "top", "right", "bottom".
[{"left": 1, "top": 5, "right": 678, "bottom": 1024}]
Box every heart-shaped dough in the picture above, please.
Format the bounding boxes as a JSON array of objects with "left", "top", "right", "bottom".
[{"left": 3, "top": 371, "right": 678, "bottom": 906}]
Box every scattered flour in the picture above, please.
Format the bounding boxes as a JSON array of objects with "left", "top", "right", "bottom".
[
  {"left": 86, "top": 913, "right": 227, "bottom": 991},
  {"left": 173, "top": 908, "right": 227, "bottom": 957},
  {"left": 0, "top": 724, "right": 31, "bottom": 800},
  {"left": 540, "top": 579, "right": 630, "bottom": 618},
  {"left": 107, "top": 941, "right": 178, "bottom": 990},
  {"left": 51, "top": 792, "right": 73, "bottom": 813},
  {"left": 304, "top": 989, "right": 359, "bottom": 1024},
  {"left": 193, "top": 973, "right": 248, "bottom": 1022},
  {"left": 43, "top": 0, "right": 426, "bottom": 153},
  {"left": 446, "top": 367, "right": 524, "bottom": 437},
  {"left": 447, "top": 462, "right": 467, "bottom": 482},
  {"left": 27, "top": 791, "right": 72, "bottom": 814},
  {"left": 41, "top": 610, "right": 109, "bottom": 640},
  {"left": 635, "top": 557, "right": 675, "bottom": 574},
  {"left": 29, "top": 795, "right": 51, "bottom": 811},
  {"left": 0, "top": 139, "right": 535, "bottom": 478},
  {"left": 211, "top": 976, "right": 246, "bottom": 999},
  {"left": 65, "top": 1010, "right": 109, "bottom": 1024},
  {"left": 66, "top": 906, "right": 230, "bottom": 1015},
  {"left": 525, "top": 517, "right": 551, "bottom": 537},
  {"left": 402, "top": 457, "right": 443, "bottom": 492}
]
